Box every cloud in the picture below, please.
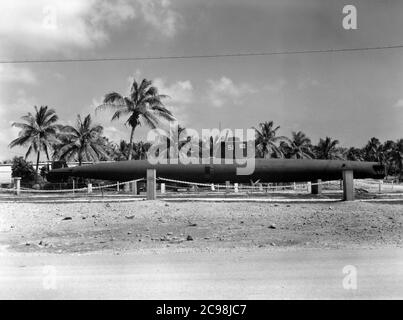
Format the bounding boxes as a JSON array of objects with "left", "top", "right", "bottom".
[
  {"left": 393, "top": 99, "right": 403, "bottom": 108},
  {"left": 153, "top": 78, "right": 194, "bottom": 104},
  {"left": 0, "top": 0, "right": 181, "bottom": 56},
  {"left": 297, "top": 78, "right": 320, "bottom": 90},
  {"left": 103, "top": 126, "right": 126, "bottom": 142},
  {"left": 0, "top": 65, "right": 37, "bottom": 84},
  {"left": 139, "top": 0, "right": 182, "bottom": 38},
  {"left": 207, "top": 76, "right": 257, "bottom": 107},
  {"left": 0, "top": 92, "right": 34, "bottom": 160},
  {"left": 153, "top": 78, "right": 194, "bottom": 125}
]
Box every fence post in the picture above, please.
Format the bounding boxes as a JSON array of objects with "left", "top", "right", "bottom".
[
  {"left": 234, "top": 183, "right": 239, "bottom": 193},
  {"left": 13, "top": 177, "right": 21, "bottom": 196},
  {"left": 87, "top": 183, "right": 92, "bottom": 194},
  {"left": 211, "top": 184, "right": 215, "bottom": 191},
  {"left": 123, "top": 182, "right": 130, "bottom": 192},
  {"left": 225, "top": 181, "right": 230, "bottom": 193},
  {"left": 378, "top": 180, "right": 383, "bottom": 193},
  {"left": 161, "top": 183, "right": 166, "bottom": 194},
  {"left": 131, "top": 181, "right": 137, "bottom": 195},
  {"left": 147, "top": 169, "right": 156, "bottom": 200},
  {"left": 258, "top": 183, "right": 263, "bottom": 192},
  {"left": 307, "top": 182, "right": 312, "bottom": 193},
  {"left": 116, "top": 181, "right": 120, "bottom": 192}
]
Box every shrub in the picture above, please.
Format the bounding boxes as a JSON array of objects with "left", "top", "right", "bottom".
[{"left": 11, "top": 157, "right": 36, "bottom": 183}]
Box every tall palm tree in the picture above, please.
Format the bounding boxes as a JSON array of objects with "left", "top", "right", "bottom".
[
  {"left": 283, "top": 131, "right": 314, "bottom": 159},
  {"left": 254, "top": 121, "right": 290, "bottom": 158},
  {"left": 56, "top": 114, "right": 109, "bottom": 166},
  {"left": 9, "top": 106, "right": 60, "bottom": 174},
  {"left": 314, "top": 136, "right": 342, "bottom": 160},
  {"left": 97, "top": 78, "right": 175, "bottom": 160}
]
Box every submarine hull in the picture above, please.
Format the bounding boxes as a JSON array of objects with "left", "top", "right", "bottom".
[{"left": 47, "top": 159, "right": 385, "bottom": 183}]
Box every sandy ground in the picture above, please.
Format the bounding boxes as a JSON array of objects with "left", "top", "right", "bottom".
[
  {"left": 1, "top": 200, "right": 403, "bottom": 299},
  {"left": 0, "top": 200, "right": 402, "bottom": 253}
]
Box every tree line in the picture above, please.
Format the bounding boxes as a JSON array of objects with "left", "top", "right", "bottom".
[{"left": 6, "top": 78, "right": 403, "bottom": 181}]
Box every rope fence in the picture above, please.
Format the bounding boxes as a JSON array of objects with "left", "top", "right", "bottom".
[
  {"left": 0, "top": 178, "right": 145, "bottom": 195},
  {"left": 1, "top": 175, "right": 402, "bottom": 197}
]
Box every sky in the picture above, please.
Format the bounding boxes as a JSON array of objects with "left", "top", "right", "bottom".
[{"left": 0, "top": 0, "right": 403, "bottom": 161}]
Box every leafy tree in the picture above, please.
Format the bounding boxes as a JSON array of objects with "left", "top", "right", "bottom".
[
  {"left": 9, "top": 106, "right": 60, "bottom": 174},
  {"left": 97, "top": 78, "right": 175, "bottom": 160},
  {"left": 11, "top": 156, "right": 36, "bottom": 182},
  {"left": 56, "top": 114, "right": 109, "bottom": 166}
]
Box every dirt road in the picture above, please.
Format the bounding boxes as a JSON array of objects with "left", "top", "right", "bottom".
[{"left": 1, "top": 248, "right": 403, "bottom": 299}]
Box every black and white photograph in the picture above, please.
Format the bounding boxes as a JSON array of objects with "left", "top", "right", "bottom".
[{"left": 0, "top": 0, "right": 402, "bottom": 304}]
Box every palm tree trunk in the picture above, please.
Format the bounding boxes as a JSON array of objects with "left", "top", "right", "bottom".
[
  {"left": 128, "top": 126, "right": 136, "bottom": 160},
  {"left": 36, "top": 151, "right": 40, "bottom": 175}
]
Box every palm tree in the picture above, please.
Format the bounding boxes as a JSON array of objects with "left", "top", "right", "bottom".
[
  {"left": 391, "top": 139, "right": 403, "bottom": 180},
  {"left": 283, "top": 131, "right": 314, "bottom": 159},
  {"left": 363, "top": 137, "right": 382, "bottom": 162},
  {"left": 314, "top": 137, "right": 342, "bottom": 160},
  {"left": 97, "top": 78, "right": 175, "bottom": 160},
  {"left": 254, "top": 121, "right": 290, "bottom": 158},
  {"left": 9, "top": 106, "right": 60, "bottom": 175},
  {"left": 132, "top": 141, "right": 151, "bottom": 160},
  {"left": 56, "top": 114, "right": 109, "bottom": 166},
  {"left": 346, "top": 147, "right": 365, "bottom": 161}
]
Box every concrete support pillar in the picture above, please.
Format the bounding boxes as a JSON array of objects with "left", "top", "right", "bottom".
[
  {"left": 87, "top": 183, "right": 92, "bottom": 194},
  {"left": 211, "top": 184, "right": 215, "bottom": 191},
  {"left": 258, "top": 183, "right": 263, "bottom": 192},
  {"left": 13, "top": 177, "right": 21, "bottom": 196},
  {"left": 123, "top": 182, "right": 130, "bottom": 192},
  {"left": 311, "top": 179, "right": 322, "bottom": 195},
  {"left": 234, "top": 183, "right": 239, "bottom": 193},
  {"left": 131, "top": 181, "right": 137, "bottom": 195},
  {"left": 161, "top": 183, "right": 166, "bottom": 194},
  {"left": 342, "top": 170, "right": 354, "bottom": 201},
  {"left": 307, "top": 182, "right": 312, "bottom": 193},
  {"left": 147, "top": 169, "right": 156, "bottom": 200}
]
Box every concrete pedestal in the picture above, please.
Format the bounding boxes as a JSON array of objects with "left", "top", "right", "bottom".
[
  {"left": 147, "top": 169, "right": 156, "bottom": 200},
  {"left": 342, "top": 170, "right": 354, "bottom": 201},
  {"left": 311, "top": 179, "right": 322, "bottom": 195}
]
